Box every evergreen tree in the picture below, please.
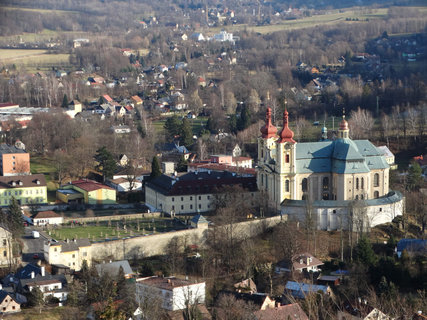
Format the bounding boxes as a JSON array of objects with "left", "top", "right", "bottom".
[
  {"left": 8, "top": 197, "right": 24, "bottom": 237},
  {"left": 229, "top": 114, "right": 237, "bottom": 134},
  {"left": 150, "top": 156, "right": 162, "bottom": 179},
  {"left": 176, "top": 155, "right": 188, "bottom": 172},
  {"left": 407, "top": 161, "right": 422, "bottom": 191},
  {"left": 180, "top": 117, "right": 193, "bottom": 146},
  {"left": 356, "top": 236, "right": 377, "bottom": 267},
  {"left": 61, "top": 94, "right": 69, "bottom": 108},
  {"left": 237, "top": 105, "right": 251, "bottom": 131},
  {"left": 95, "top": 147, "right": 117, "bottom": 182},
  {"left": 29, "top": 287, "right": 45, "bottom": 313},
  {"left": 164, "top": 115, "right": 182, "bottom": 141}
]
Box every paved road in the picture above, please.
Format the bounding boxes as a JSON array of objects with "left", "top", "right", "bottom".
[{"left": 21, "top": 227, "right": 49, "bottom": 263}]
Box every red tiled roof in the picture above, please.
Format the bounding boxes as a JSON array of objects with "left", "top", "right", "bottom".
[
  {"left": 254, "top": 303, "right": 308, "bottom": 320},
  {"left": 103, "top": 94, "right": 113, "bottom": 102},
  {"left": 70, "top": 179, "right": 114, "bottom": 192},
  {"left": 0, "top": 103, "right": 19, "bottom": 108},
  {"left": 131, "top": 95, "right": 142, "bottom": 103}
]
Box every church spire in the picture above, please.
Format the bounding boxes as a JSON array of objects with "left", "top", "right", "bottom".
[
  {"left": 338, "top": 108, "right": 349, "bottom": 139},
  {"left": 277, "top": 108, "right": 295, "bottom": 143},
  {"left": 260, "top": 107, "right": 277, "bottom": 139}
]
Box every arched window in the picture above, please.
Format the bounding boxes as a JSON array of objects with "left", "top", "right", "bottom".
[
  {"left": 323, "top": 177, "right": 329, "bottom": 190},
  {"left": 374, "top": 173, "right": 379, "bottom": 187},
  {"left": 361, "top": 177, "right": 364, "bottom": 189},
  {"left": 355, "top": 195, "right": 359, "bottom": 200},
  {"left": 322, "top": 193, "right": 329, "bottom": 200},
  {"left": 356, "top": 178, "right": 359, "bottom": 190},
  {"left": 302, "top": 178, "right": 308, "bottom": 192},
  {"left": 285, "top": 154, "right": 290, "bottom": 163},
  {"left": 285, "top": 179, "right": 290, "bottom": 192},
  {"left": 374, "top": 191, "right": 379, "bottom": 198}
]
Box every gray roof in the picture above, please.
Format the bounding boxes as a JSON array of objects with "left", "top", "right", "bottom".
[
  {"left": 282, "top": 190, "right": 403, "bottom": 208},
  {"left": 295, "top": 138, "right": 389, "bottom": 174},
  {"left": 95, "top": 260, "right": 133, "bottom": 276},
  {"left": 191, "top": 214, "right": 209, "bottom": 224},
  {"left": 51, "top": 238, "right": 91, "bottom": 252},
  {"left": 0, "top": 143, "right": 26, "bottom": 154}
]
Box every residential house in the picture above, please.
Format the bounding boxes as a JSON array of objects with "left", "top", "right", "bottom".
[
  {"left": 18, "top": 271, "right": 68, "bottom": 302},
  {"left": 0, "top": 226, "right": 13, "bottom": 267},
  {"left": 222, "top": 291, "right": 275, "bottom": 311},
  {"left": 115, "top": 106, "right": 127, "bottom": 117},
  {"left": 145, "top": 171, "right": 257, "bottom": 214},
  {"left": 317, "top": 275, "right": 341, "bottom": 287},
  {"left": 276, "top": 253, "right": 323, "bottom": 274},
  {"left": 118, "top": 154, "right": 129, "bottom": 167},
  {"left": 377, "top": 146, "right": 396, "bottom": 169},
  {"left": 253, "top": 303, "right": 308, "bottom": 320},
  {"left": 233, "top": 278, "right": 257, "bottom": 294},
  {"left": 285, "top": 281, "right": 331, "bottom": 299},
  {"left": 95, "top": 260, "right": 134, "bottom": 279},
  {"left": 56, "top": 179, "right": 116, "bottom": 205},
  {"left": 0, "top": 290, "right": 21, "bottom": 314},
  {"left": 190, "top": 33, "right": 205, "bottom": 41},
  {"left": 65, "top": 100, "right": 83, "bottom": 119},
  {"left": 106, "top": 177, "right": 142, "bottom": 192},
  {"left": 396, "top": 239, "right": 427, "bottom": 258},
  {"left": 338, "top": 301, "right": 394, "bottom": 320},
  {"left": 44, "top": 238, "right": 91, "bottom": 271},
  {"left": 101, "top": 94, "right": 114, "bottom": 104},
  {"left": 31, "top": 211, "right": 63, "bottom": 226},
  {"left": 162, "top": 161, "right": 175, "bottom": 175},
  {"left": 131, "top": 95, "right": 143, "bottom": 106},
  {"left": 0, "top": 174, "right": 47, "bottom": 206},
  {"left": 136, "top": 276, "right": 205, "bottom": 311},
  {"left": 0, "top": 143, "right": 30, "bottom": 176}
]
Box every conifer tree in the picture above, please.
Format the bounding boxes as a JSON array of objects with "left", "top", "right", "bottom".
[{"left": 150, "top": 156, "right": 161, "bottom": 179}]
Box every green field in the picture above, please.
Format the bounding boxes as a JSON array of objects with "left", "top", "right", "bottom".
[
  {"left": 49, "top": 217, "right": 186, "bottom": 241},
  {"left": 0, "top": 49, "right": 70, "bottom": 72},
  {"left": 203, "top": 7, "right": 427, "bottom": 35},
  {"left": 2, "top": 6, "right": 79, "bottom": 14},
  {"left": 153, "top": 116, "right": 208, "bottom": 135}
]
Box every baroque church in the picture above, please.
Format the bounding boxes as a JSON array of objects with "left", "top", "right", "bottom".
[{"left": 257, "top": 108, "right": 403, "bottom": 231}]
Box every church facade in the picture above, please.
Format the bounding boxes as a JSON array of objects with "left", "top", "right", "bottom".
[{"left": 257, "top": 108, "right": 403, "bottom": 231}]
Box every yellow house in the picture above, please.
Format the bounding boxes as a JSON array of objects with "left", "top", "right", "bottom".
[
  {"left": 0, "top": 174, "right": 47, "bottom": 206},
  {"left": 0, "top": 226, "right": 13, "bottom": 267},
  {"left": 57, "top": 179, "right": 116, "bottom": 204},
  {"left": 44, "top": 238, "right": 91, "bottom": 271}
]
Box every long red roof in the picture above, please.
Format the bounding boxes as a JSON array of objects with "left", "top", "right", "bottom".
[{"left": 70, "top": 179, "right": 114, "bottom": 191}]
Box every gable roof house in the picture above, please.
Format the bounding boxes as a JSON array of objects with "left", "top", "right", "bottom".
[
  {"left": 0, "top": 290, "right": 21, "bottom": 314},
  {"left": 233, "top": 278, "right": 257, "bottom": 294},
  {"left": 56, "top": 180, "right": 116, "bottom": 205},
  {"left": 285, "top": 281, "right": 331, "bottom": 299},
  {"left": 18, "top": 271, "right": 68, "bottom": 302},
  {"left": 275, "top": 253, "right": 323, "bottom": 274},
  {"left": 32, "top": 211, "right": 63, "bottom": 226},
  {"left": 95, "top": 260, "right": 134, "bottom": 279},
  {"left": 253, "top": 303, "right": 308, "bottom": 320},
  {"left": 338, "top": 300, "right": 395, "bottom": 320},
  {"left": 44, "top": 238, "right": 91, "bottom": 271},
  {"left": 221, "top": 291, "right": 275, "bottom": 311}
]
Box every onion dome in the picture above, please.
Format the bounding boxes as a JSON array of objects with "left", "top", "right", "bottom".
[
  {"left": 277, "top": 109, "right": 296, "bottom": 143},
  {"left": 339, "top": 116, "right": 349, "bottom": 130},
  {"left": 260, "top": 107, "right": 277, "bottom": 139}
]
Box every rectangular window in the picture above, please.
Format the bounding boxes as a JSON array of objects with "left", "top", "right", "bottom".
[
  {"left": 207, "top": 195, "right": 210, "bottom": 200},
  {"left": 198, "top": 196, "right": 201, "bottom": 200},
  {"left": 172, "top": 197, "right": 174, "bottom": 202},
  {"left": 172, "top": 205, "right": 175, "bottom": 210},
  {"left": 190, "top": 205, "right": 193, "bottom": 209},
  {"left": 2, "top": 240, "right": 6, "bottom": 246},
  {"left": 181, "top": 205, "right": 184, "bottom": 210},
  {"left": 198, "top": 204, "right": 201, "bottom": 209},
  {"left": 190, "top": 196, "right": 192, "bottom": 200},
  {"left": 14, "top": 191, "right": 17, "bottom": 196},
  {"left": 181, "top": 197, "right": 183, "bottom": 201},
  {"left": 72, "top": 254, "right": 75, "bottom": 258}
]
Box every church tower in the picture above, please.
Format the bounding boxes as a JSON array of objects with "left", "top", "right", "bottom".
[
  {"left": 338, "top": 114, "right": 349, "bottom": 139},
  {"left": 276, "top": 110, "right": 297, "bottom": 206}
]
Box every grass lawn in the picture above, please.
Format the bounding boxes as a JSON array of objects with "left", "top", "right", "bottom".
[
  {"left": 153, "top": 116, "right": 208, "bottom": 136},
  {"left": 6, "top": 306, "right": 83, "bottom": 320},
  {"left": 30, "top": 156, "right": 56, "bottom": 175},
  {"left": 0, "top": 49, "right": 70, "bottom": 72},
  {"left": 204, "top": 7, "right": 391, "bottom": 35},
  {"left": 49, "top": 218, "right": 186, "bottom": 241}
]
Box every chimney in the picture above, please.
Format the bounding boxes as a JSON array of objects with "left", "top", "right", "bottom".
[
  {"left": 41, "top": 266, "right": 45, "bottom": 277},
  {"left": 31, "top": 271, "right": 35, "bottom": 279}
]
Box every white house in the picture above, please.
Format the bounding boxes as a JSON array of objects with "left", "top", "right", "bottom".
[
  {"left": 136, "top": 276, "right": 205, "bottom": 311},
  {"left": 32, "top": 211, "right": 63, "bottom": 226},
  {"left": 106, "top": 177, "right": 142, "bottom": 192}
]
